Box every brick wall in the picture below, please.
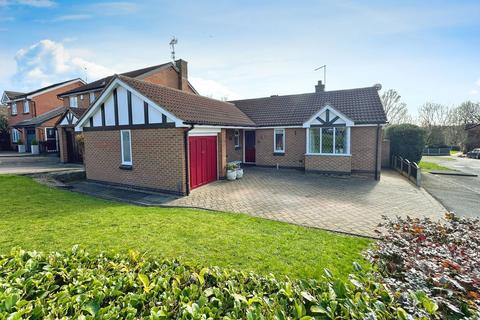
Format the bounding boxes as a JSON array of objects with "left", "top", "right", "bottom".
[
  {"left": 217, "top": 129, "right": 227, "bottom": 178},
  {"left": 381, "top": 139, "right": 390, "bottom": 168},
  {"left": 84, "top": 128, "right": 187, "bottom": 194},
  {"left": 226, "top": 129, "right": 243, "bottom": 162},
  {"left": 305, "top": 155, "right": 352, "bottom": 173},
  {"left": 7, "top": 100, "right": 28, "bottom": 127},
  {"left": 58, "top": 127, "right": 68, "bottom": 162},
  {"left": 350, "top": 126, "right": 381, "bottom": 176},
  {"left": 63, "top": 90, "right": 101, "bottom": 108},
  {"left": 255, "top": 128, "right": 305, "bottom": 168},
  {"left": 33, "top": 81, "right": 84, "bottom": 115}
]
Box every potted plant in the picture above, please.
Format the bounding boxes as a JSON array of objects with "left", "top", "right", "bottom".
[
  {"left": 226, "top": 163, "right": 237, "bottom": 181},
  {"left": 236, "top": 165, "right": 244, "bottom": 179},
  {"left": 31, "top": 138, "right": 39, "bottom": 155},
  {"left": 17, "top": 139, "right": 25, "bottom": 153}
]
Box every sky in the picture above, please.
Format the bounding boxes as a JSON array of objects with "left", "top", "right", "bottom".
[{"left": 0, "top": 0, "right": 479, "bottom": 116}]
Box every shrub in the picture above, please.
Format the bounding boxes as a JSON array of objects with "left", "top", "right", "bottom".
[
  {"left": 0, "top": 247, "right": 436, "bottom": 319},
  {"left": 17, "top": 139, "right": 23, "bottom": 145},
  {"left": 385, "top": 124, "right": 426, "bottom": 163},
  {"left": 367, "top": 214, "right": 480, "bottom": 319},
  {"left": 226, "top": 162, "right": 237, "bottom": 171},
  {"left": 30, "top": 138, "right": 38, "bottom": 146}
]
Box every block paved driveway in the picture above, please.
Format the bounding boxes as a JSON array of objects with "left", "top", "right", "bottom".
[
  {"left": 0, "top": 152, "right": 83, "bottom": 174},
  {"left": 167, "top": 167, "right": 446, "bottom": 237}
]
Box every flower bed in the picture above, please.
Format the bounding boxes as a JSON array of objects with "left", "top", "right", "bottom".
[
  {"left": 0, "top": 247, "right": 436, "bottom": 319},
  {"left": 367, "top": 214, "right": 480, "bottom": 319}
]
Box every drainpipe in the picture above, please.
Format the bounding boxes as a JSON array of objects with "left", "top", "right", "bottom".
[
  {"left": 184, "top": 123, "right": 195, "bottom": 196},
  {"left": 374, "top": 124, "right": 380, "bottom": 181}
]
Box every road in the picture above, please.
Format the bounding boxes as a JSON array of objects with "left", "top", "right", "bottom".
[{"left": 421, "top": 156, "right": 480, "bottom": 218}]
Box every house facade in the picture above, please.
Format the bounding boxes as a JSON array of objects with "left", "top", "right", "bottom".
[
  {"left": 56, "top": 60, "right": 197, "bottom": 163},
  {"left": 465, "top": 124, "right": 480, "bottom": 151},
  {"left": 75, "top": 75, "right": 387, "bottom": 196},
  {"left": 1, "top": 79, "right": 85, "bottom": 152}
]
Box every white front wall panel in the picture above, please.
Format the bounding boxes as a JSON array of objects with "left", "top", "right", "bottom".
[
  {"left": 117, "top": 87, "right": 129, "bottom": 125},
  {"left": 104, "top": 94, "right": 115, "bottom": 125},
  {"left": 60, "top": 114, "right": 78, "bottom": 126},
  {"left": 92, "top": 109, "right": 102, "bottom": 126},
  {"left": 131, "top": 93, "right": 144, "bottom": 125},
  {"left": 148, "top": 105, "right": 163, "bottom": 124}
]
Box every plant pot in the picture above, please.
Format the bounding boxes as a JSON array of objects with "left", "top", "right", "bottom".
[
  {"left": 17, "top": 145, "right": 26, "bottom": 153},
  {"left": 236, "top": 168, "right": 244, "bottom": 179},
  {"left": 226, "top": 170, "right": 237, "bottom": 181},
  {"left": 31, "top": 145, "right": 39, "bottom": 155}
]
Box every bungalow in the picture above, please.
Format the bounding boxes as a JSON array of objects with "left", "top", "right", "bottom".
[{"left": 75, "top": 74, "right": 387, "bottom": 196}]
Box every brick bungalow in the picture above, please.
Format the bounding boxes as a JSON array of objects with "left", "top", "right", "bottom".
[
  {"left": 75, "top": 73, "right": 387, "bottom": 196},
  {"left": 56, "top": 60, "right": 196, "bottom": 163}
]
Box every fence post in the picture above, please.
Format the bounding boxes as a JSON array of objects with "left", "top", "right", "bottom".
[
  {"left": 399, "top": 157, "right": 403, "bottom": 173},
  {"left": 407, "top": 160, "right": 411, "bottom": 178},
  {"left": 415, "top": 163, "right": 421, "bottom": 187}
]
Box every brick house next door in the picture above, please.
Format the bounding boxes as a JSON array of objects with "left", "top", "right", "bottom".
[{"left": 189, "top": 136, "right": 218, "bottom": 189}]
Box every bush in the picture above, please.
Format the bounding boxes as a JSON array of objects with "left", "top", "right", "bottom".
[
  {"left": 367, "top": 214, "right": 480, "bottom": 319},
  {"left": 0, "top": 247, "right": 436, "bottom": 319},
  {"left": 30, "top": 138, "right": 38, "bottom": 146},
  {"left": 385, "top": 124, "right": 426, "bottom": 163}
]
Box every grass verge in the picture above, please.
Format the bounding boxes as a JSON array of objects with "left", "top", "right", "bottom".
[{"left": 419, "top": 161, "right": 454, "bottom": 171}]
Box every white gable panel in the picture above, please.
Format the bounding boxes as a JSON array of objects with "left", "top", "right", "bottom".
[
  {"left": 148, "top": 105, "right": 163, "bottom": 124},
  {"left": 92, "top": 109, "right": 102, "bottom": 126},
  {"left": 303, "top": 105, "right": 353, "bottom": 128},
  {"left": 104, "top": 94, "right": 115, "bottom": 126},
  {"left": 59, "top": 113, "right": 78, "bottom": 126},
  {"left": 117, "top": 86, "right": 129, "bottom": 125},
  {"left": 131, "top": 92, "right": 144, "bottom": 125}
]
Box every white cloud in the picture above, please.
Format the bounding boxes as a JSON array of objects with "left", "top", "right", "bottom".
[
  {"left": 53, "top": 14, "right": 91, "bottom": 22},
  {"left": 476, "top": 79, "right": 480, "bottom": 87},
  {"left": 92, "top": 2, "right": 137, "bottom": 15},
  {"left": 0, "top": 0, "right": 55, "bottom": 7},
  {"left": 470, "top": 89, "right": 479, "bottom": 95},
  {"left": 190, "top": 77, "right": 241, "bottom": 100},
  {"left": 12, "top": 39, "right": 114, "bottom": 89}
]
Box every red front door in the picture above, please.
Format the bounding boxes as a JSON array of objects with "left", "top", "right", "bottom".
[
  {"left": 244, "top": 130, "right": 256, "bottom": 163},
  {"left": 189, "top": 136, "right": 217, "bottom": 189}
]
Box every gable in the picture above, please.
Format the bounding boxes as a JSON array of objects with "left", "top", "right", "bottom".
[
  {"left": 59, "top": 110, "right": 78, "bottom": 126},
  {"left": 75, "top": 78, "right": 183, "bottom": 131},
  {"left": 303, "top": 105, "right": 354, "bottom": 128}
]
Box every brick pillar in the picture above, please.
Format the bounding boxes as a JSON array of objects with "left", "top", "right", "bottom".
[
  {"left": 218, "top": 129, "right": 227, "bottom": 179},
  {"left": 58, "top": 127, "right": 69, "bottom": 163}
]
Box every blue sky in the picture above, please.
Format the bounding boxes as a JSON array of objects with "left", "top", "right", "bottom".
[{"left": 1, "top": 0, "right": 479, "bottom": 115}]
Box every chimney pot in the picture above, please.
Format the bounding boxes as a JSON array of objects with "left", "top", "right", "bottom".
[{"left": 315, "top": 80, "right": 325, "bottom": 93}]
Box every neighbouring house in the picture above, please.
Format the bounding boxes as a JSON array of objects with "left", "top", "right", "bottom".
[
  {"left": 74, "top": 74, "right": 387, "bottom": 196},
  {"left": 56, "top": 60, "right": 197, "bottom": 163},
  {"left": 0, "top": 104, "right": 9, "bottom": 150},
  {"left": 1, "top": 79, "right": 86, "bottom": 152},
  {"left": 465, "top": 123, "right": 480, "bottom": 151}
]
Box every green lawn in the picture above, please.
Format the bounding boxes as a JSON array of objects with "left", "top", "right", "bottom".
[
  {"left": 419, "top": 161, "right": 453, "bottom": 171},
  {"left": 0, "top": 175, "right": 371, "bottom": 280}
]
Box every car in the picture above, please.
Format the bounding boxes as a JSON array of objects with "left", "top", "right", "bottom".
[{"left": 466, "top": 148, "right": 480, "bottom": 159}]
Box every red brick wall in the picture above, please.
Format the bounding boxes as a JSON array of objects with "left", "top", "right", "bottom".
[
  {"left": 254, "top": 128, "right": 306, "bottom": 168},
  {"left": 63, "top": 90, "right": 101, "bottom": 108},
  {"left": 33, "top": 81, "right": 84, "bottom": 115},
  {"left": 351, "top": 126, "right": 381, "bottom": 176},
  {"left": 84, "top": 128, "right": 187, "bottom": 194},
  {"left": 226, "top": 129, "right": 243, "bottom": 162},
  {"left": 305, "top": 155, "right": 352, "bottom": 173}
]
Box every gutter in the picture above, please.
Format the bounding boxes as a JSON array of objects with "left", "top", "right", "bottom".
[
  {"left": 183, "top": 123, "right": 195, "bottom": 196},
  {"left": 374, "top": 124, "right": 380, "bottom": 180}
]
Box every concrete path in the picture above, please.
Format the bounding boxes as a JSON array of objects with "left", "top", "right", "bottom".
[{"left": 0, "top": 152, "right": 83, "bottom": 175}]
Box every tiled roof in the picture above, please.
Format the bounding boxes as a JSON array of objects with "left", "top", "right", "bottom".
[
  {"left": 10, "top": 79, "right": 83, "bottom": 100},
  {"left": 230, "top": 86, "right": 387, "bottom": 126},
  {"left": 4, "top": 91, "right": 25, "bottom": 100},
  {"left": 59, "top": 62, "right": 174, "bottom": 97},
  {"left": 119, "top": 75, "right": 256, "bottom": 127},
  {"left": 14, "top": 106, "right": 66, "bottom": 127},
  {"left": 69, "top": 107, "right": 88, "bottom": 118}
]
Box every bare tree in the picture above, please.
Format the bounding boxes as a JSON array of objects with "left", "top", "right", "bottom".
[
  {"left": 418, "top": 102, "right": 451, "bottom": 128},
  {"left": 380, "top": 89, "right": 413, "bottom": 124},
  {"left": 453, "top": 101, "right": 480, "bottom": 125}
]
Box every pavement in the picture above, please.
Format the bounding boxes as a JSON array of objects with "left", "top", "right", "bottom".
[
  {"left": 66, "top": 167, "right": 446, "bottom": 238},
  {"left": 421, "top": 155, "right": 480, "bottom": 218},
  {"left": 0, "top": 151, "right": 84, "bottom": 175}
]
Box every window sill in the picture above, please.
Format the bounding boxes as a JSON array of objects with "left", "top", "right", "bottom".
[
  {"left": 119, "top": 164, "right": 133, "bottom": 170},
  {"left": 235, "top": 146, "right": 241, "bottom": 150},
  {"left": 305, "top": 153, "right": 351, "bottom": 157},
  {"left": 23, "top": 112, "right": 30, "bottom": 115},
  {"left": 273, "top": 152, "right": 285, "bottom": 156}
]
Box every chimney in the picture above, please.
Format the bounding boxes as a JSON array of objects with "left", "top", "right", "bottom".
[
  {"left": 315, "top": 80, "right": 325, "bottom": 93},
  {"left": 175, "top": 59, "right": 188, "bottom": 91}
]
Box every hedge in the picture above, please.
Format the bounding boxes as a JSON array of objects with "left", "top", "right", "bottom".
[
  {"left": 385, "top": 124, "right": 426, "bottom": 163},
  {"left": 0, "top": 247, "right": 437, "bottom": 319}
]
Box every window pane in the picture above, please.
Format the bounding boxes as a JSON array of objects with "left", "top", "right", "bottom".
[
  {"left": 335, "top": 127, "right": 347, "bottom": 154},
  {"left": 309, "top": 128, "right": 320, "bottom": 153},
  {"left": 321, "top": 128, "right": 334, "bottom": 154},
  {"left": 122, "top": 131, "right": 131, "bottom": 163},
  {"left": 275, "top": 129, "right": 284, "bottom": 151}
]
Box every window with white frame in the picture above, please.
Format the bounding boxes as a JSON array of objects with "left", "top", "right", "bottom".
[
  {"left": 11, "top": 129, "right": 20, "bottom": 143},
  {"left": 120, "top": 130, "right": 132, "bottom": 165},
  {"left": 274, "top": 128, "right": 285, "bottom": 153},
  {"left": 89, "top": 92, "right": 95, "bottom": 103},
  {"left": 24, "top": 100, "right": 30, "bottom": 113},
  {"left": 308, "top": 127, "right": 349, "bottom": 155},
  {"left": 69, "top": 96, "right": 78, "bottom": 108},
  {"left": 11, "top": 102, "right": 17, "bottom": 115},
  {"left": 234, "top": 129, "right": 240, "bottom": 148}
]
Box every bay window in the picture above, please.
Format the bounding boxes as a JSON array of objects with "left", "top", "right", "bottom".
[
  {"left": 307, "top": 127, "right": 350, "bottom": 155},
  {"left": 274, "top": 128, "right": 285, "bottom": 153}
]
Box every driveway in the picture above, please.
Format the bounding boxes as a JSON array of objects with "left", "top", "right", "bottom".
[
  {"left": 0, "top": 152, "right": 83, "bottom": 174},
  {"left": 421, "top": 156, "right": 480, "bottom": 218},
  {"left": 167, "top": 167, "right": 445, "bottom": 237}
]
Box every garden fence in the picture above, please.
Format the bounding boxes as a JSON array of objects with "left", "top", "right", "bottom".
[
  {"left": 391, "top": 155, "right": 421, "bottom": 187},
  {"left": 423, "top": 147, "right": 450, "bottom": 156}
]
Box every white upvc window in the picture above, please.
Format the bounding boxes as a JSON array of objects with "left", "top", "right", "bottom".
[
  {"left": 69, "top": 96, "right": 78, "bottom": 108},
  {"left": 89, "top": 92, "right": 95, "bottom": 103},
  {"left": 11, "top": 102, "right": 17, "bottom": 115},
  {"left": 307, "top": 126, "right": 350, "bottom": 155},
  {"left": 120, "top": 130, "right": 132, "bottom": 165},
  {"left": 12, "top": 129, "right": 20, "bottom": 143},
  {"left": 274, "top": 128, "right": 285, "bottom": 153},
  {"left": 24, "top": 100, "right": 30, "bottom": 113},
  {"left": 234, "top": 129, "right": 240, "bottom": 148}
]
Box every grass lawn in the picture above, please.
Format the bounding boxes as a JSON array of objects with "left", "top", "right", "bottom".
[
  {"left": 0, "top": 175, "right": 371, "bottom": 280},
  {"left": 419, "top": 161, "right": 454, "bottom": 171}
]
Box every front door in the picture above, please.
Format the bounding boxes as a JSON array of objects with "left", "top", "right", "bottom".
[
  {"left": 189, "top": 136, "right": 218, "bottom": 189},
  {"left": 26, "top": 128, "right": 36, "bottom": 152},
  {"left": 244, "top": 130, "right": 256, "bottom": 163}
]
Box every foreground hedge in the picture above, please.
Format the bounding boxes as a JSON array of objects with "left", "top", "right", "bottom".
[{"left": 0, "top": 247, "right": 434, "bottom": 319}]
